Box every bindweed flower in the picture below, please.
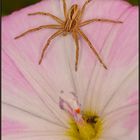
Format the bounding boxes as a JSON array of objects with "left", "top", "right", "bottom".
[{"left": 2, "top": 0, "right": 138, "bottom": 140}]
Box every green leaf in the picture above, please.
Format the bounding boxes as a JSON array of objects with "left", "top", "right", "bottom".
[
  {"left": 2, "top": 0, "right": 139, "bottom": 16},
  {"left": 128, "top": 0, "right": 139, "bottom": 5},
  {"left": 2, "top": 0, "right": 41, "bottom": 16}
]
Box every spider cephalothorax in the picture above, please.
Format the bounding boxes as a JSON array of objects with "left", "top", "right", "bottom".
[
  {"left": 15, "top": 0, "right": 122, "bottom": 71},
  {"left": 63, "top": 4, "right": 80, "bottom": 33}
]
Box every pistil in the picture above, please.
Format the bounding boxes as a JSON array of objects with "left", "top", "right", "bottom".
[{"left": 59, "top": 91, "right": 103, "bottom": 140}]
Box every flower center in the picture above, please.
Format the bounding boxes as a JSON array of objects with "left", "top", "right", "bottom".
[{"left": 59, "top": 91, "right": 103, "bottom": 140}]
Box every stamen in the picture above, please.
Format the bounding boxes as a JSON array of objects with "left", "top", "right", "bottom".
[
  {"left": 59, "top": 90, "right": 83, "bottom": 123},
  {"left": 59, "top": 91, "right": 103, "bottom": 140}
]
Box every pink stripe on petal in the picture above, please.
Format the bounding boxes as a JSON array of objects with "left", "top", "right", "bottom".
[
  {"left": 2, "top": 118, "right": 27, "bottom": 135},
  {"left": 2, "top": 50, "right": 39, "bottom": 97},
  {"left": 124, "top": 110, "right": 138, "bottom": 130},
  {"left": 108, "top": 7, "right": 138, "bottom": 68},
  {"left": 127, "top": 90, "right": 138, "bottom": 104}
]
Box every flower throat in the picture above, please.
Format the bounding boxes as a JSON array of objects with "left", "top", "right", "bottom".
[{"left": 59, "top": 91, "right": 103, "bottom": 140}]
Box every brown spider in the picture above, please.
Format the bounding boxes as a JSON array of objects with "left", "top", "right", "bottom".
[{"left": 15, "top": 0, "right": 122, "bottom": 71}]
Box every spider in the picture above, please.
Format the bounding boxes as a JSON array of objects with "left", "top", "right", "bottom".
[{"left": 15, "top": 0, "right": 123, "bottom": 71}]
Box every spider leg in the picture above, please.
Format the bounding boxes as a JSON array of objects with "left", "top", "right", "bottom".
[
  {"left": 80, "top": 0, "right": 91, "bottom": 18},
  {"left": 14, "top": 24, "right": 62, "bottom": 39},
  {"left": 72, "top": 31, "right": 79, "bottom": 71},
  {"left": 62, "top": 0, "right": 67, "bottom": 18},
  {"left": 28, "top": 12, "right": 64, "bottom": 24},
  {"left": 39, "top": 30, "right": 63, "bottom": 64},
  {"left": 80, "top": 18, "right": 123, "bottom": 27},
  {"left": 78, "top": 29, "right": 107, "bottom": 69}
]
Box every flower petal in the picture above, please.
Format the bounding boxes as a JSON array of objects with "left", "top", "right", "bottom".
[{"left": 101, "top": 103, "right": 138, "bottom": 139}]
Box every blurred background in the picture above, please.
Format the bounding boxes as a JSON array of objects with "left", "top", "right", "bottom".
[{"left": 2, "top": 0, "right": 139, "bottom": 16}]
